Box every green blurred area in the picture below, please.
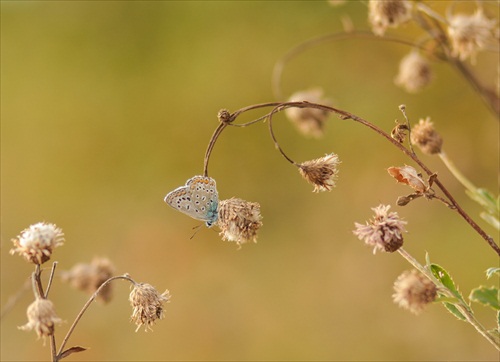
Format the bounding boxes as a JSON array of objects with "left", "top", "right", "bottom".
[{"left": 1, "top": 1, "right": 498, "bottom": 361}]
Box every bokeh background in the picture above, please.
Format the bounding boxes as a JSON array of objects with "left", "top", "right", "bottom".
[{"left": 1, "top": 1, "right": 498, "bottom": 361}]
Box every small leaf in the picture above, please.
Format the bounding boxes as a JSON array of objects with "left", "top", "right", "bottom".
[
  {"left": 486, "top": 267, "right": 500, "bottom": 279},
  {"left": 469, "top": 286, "right": 500, "bottom": 310},
  {"left": 443, "top": 302, "right": 467, "bottom": 321},
  {"left": 59, "top": 346, "right": 88, "bottom": 360},
  {"left": 430, "top": 263, "right": 462, "bottom": 299}
]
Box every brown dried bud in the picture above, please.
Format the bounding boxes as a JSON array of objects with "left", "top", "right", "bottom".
[
  {"left": 353, "top": 204, "right": 407, "bottom": 254},
  {"left": 391, "top": 121, "right": 409, "bottom": 143},
  {"left": 61, "top": 257, "right": 115, "bottom": 303},
  {"left": 393, "top": 270, "right": 437, "bottom": 314},
  {"left": 298, "top": 153, "right": 340, "bottom": 192},
  {"left": 395, "top": 52, "right": 433, "bottom": 93},
  {"left": 368, "top": 0, "right": 413, "bottom": 36},
  {"left": 285, "top": 88, "right": 332, "bottom": 138},
  {"left": 129, "top": 283, "right": 170, "bottom": 332},
  {"left": 387, "top": 165, "right": 427, "bottom": 193},
  {"left": 410, "top": 117, "right": 443, "bottom": 155},
  {"left": 10, "top": 222, "right": 64, "bottom": 265},
  {"left": 217, "top": 198, "right": 263, "bottom": 246},
  {"left": 19, "top": 298, "right": 62, "bottom": 339}
]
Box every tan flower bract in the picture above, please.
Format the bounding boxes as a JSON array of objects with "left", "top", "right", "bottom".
[
  {"left": 61, "top": 257, "right": 115, "bottom": 303},
  {"left": 19, "top": 298, "right": 62, "bottom": 339},
  {"left": 395, "top": 52, "right": 433, "bottom": 93},
  {"left": 298, "top": 153, "right": 340, "bottom": 192},
  {"left": 217, "top": 198, "right": 263, "bottom": 246},
  {"left": 353, "top": 204, "right": 407, "bottom": 253},
  {"left": 129, "top": 283, "right": 170, "bottom": 332},
  {"left": 393, "top": 269, "right": 437, "bottom": 314},
  {"left": 285, "top": 88, "right": 331, "bottom": 138},
  {"left": 368, "top": 0, "right": 412, "bottom": 36},
  {"left": 447, "top": 10, "right": 497, "bottom": 63},
  {"left": 410, "top": 117, "right": 443, "bottom": 155},
  {"left": 10, "top": 222, "right": 64, "bottom": 265}
]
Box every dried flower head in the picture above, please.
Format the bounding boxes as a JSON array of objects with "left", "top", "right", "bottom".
[
  {"left": 368, "top": 0, "right": 412, "bottom": 36},
  {"left": 285, "top": 88, "right": 332, "bottom": 138},
  {"left": 129, "top": 283, "right": 170, "bottom": 332},
  {"left": 393, "top": 269, "right": 437, "bottom": 314},
  {"left": 410, "top": 117, "right": 443, "bottom": 155},
  {"left": 61, "top": 257, "right": 115, "bottom": 303},
  {"left": 217, "top": 198, "right": 263, "bottom": 246},
  {"left": 298, "top": 153, "right": 340, "bottom": 192},
  {"left": 391, "top": 121, "right": 409, "bottom": 143},
  {"left": 447, "top": 10, "right": 497, "bottom": 63},
  {"left": 10, "top": 222, "right": 64, "bottom": 265},
  {"left": 395, "top": 52, "right": 433, "bottom": 93},
  {"left": 353, "top": 204, "right": 407, "bottom": 253},
  {"left": 19, "top": 298, "right": 62, "bottom": 339},
  {"left": 387, "top": 165, "right": 427, "bottom": 193}
]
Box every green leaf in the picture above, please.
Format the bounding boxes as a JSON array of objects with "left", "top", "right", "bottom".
[
  {"left": 443, "top": 302, "right": 467, "bottom": 321},
  {"left": 430, "top": 263, "right": 463, "bottom": 300},
  {"left": 469, "top": 286, "right": 500, "bottom": 310},
  {"left": 486, "top": 267, "right": 500, "bottom": 279}
]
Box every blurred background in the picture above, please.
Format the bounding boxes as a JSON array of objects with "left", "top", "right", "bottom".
[{"left": 1, "top": 1, "right": 498, "bottom": 361}]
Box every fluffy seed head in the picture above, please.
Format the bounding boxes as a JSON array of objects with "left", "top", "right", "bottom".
[
  {"left": 19, "top": 298, "right": 62, "bottom": 339},
  {"left": 353, "top": 204, "right": 407, "bottom": 253},
  {"left": 368, "top": 0, "right": 412, "bottom": 36},
  {"left": 395, "top": 52, "right": 433, "bottom": 93},
  {"left": 393, "top": 269, "right": 437, "bottom": 314},
  {"left": 447, "top": 10, "right": 497, "bottom": 63},
  {"left": 10, "top": 222, "right": 64, "bottom": 265},
  {"left": 410, "top": 117, "right": 443, "bottom": 155},
  {"left": 217, "top": 198, "right": 263, "bottom": 246},
  {"left": 285, "top": 88, "right": 332, "bottom": 138},
  {"left": 129, "top": 283, "right": 170, "bottom": 332},
  {"left": 298, "top": 153, "right": 340, "bottom": 192},
  {"left": 61, "top": 257, "right": 115, "bottom": 303}
]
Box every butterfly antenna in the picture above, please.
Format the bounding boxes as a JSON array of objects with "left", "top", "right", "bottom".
[{"left": 190, "top": 225, "right": 202, "bottom": 240}]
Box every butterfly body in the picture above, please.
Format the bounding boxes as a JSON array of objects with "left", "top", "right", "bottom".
[{"left": 164, "top": 175, "right": 219, "bottom": 227}]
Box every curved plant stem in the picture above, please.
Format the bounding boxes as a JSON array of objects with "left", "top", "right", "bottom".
[{"left": 57, "top": 275, "right": 135, "bottom": 360}]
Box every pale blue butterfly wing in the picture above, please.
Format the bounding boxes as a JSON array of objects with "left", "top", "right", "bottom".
[{"left": 164, "top": 175, "right": 218, "bottom": 227}]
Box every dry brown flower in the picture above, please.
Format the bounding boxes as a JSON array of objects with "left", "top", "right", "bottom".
[
  {"left": 353, "top": 204, "right": 407, "bottom": 253},
  {"left": 394, "top": 52, "right": 433, "bottom": 93},
  {"left": 447, "top": 9, "right": 497, "bottom": 63},
  {"left": 19, "top": 298, "right": 62, "bottom": 339},
  {"left": 129, "top": 283, "right": 170, "bottom": 332},
  {"left": 217, "top": 198, "right": 263, "bottom": 246},
  {"left": 368, "top": 0, "right": 412, "bottom": 36},
  {"left": 393, "top": 269, "right": 437, "bottom": 314},
  {"left": 387, "top": 165, "right": 427, "bottom": 193},
  {"left": 298, "top": 153, "right": 340, "bottom": 192},
  {"left": 61, "top": 257, "right": 115, "bottom": 303},
  {"left": 410, "top": 117, "right": 443, "bottom": 155},
  {"left": 10, "top": 222, "right": 64, "bottom": 265},
  {"left": 285, "top": 88, "right": 331, "bottom": 138}
]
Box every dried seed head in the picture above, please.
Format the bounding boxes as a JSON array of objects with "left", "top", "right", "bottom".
[
  {"left": 129, "top": 283, "right": 170, "bottom": 332},
  {"left": 393, "top": 269, "right": 437, "bottom": 314},
  {"left": 391, "top": 121, "right": 409, "bottom": 143},
  {"left": 387, "top": 165, "right": 427, "bottom": 193},
  {"left": 353, "top": 204, "right": 407, "bottom": 254},
  {"left": 19, "top": 298, "right": 62, "bottom": 339},
  {"left": 10, "top": 222, "right": 64, "bottom": 265},
  {"left": 217, "top": 198, "right": 263, "bottom": 246},
  {"left": 447, "top": 10, "right": 497, "bottom": 63},
  {"left": 410, "top": 117, "right": 443, "bottom": 155},
  {"left": 368, "top": 0, "right": 412, "bottom": 36},
  {"left": 285, "top": 88, "right": 332, "bottom": 138},
  {"left": 395, "top": 52, "right": 433, "bottom": 93},
  {"left": 61, "top": 257, "right": 115, "bottom": 303},
  {"left": 298, "top": 153, "right": 340, "bottom": 192}
]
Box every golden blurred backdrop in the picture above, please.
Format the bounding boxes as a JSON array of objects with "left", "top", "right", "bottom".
[{"left": 1, "top": 1, "right": 499, "bottom": 361}]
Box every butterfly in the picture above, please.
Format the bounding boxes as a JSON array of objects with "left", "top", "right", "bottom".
[{"left": 164, "top": 175, "right": 219, "bottom": 227}]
